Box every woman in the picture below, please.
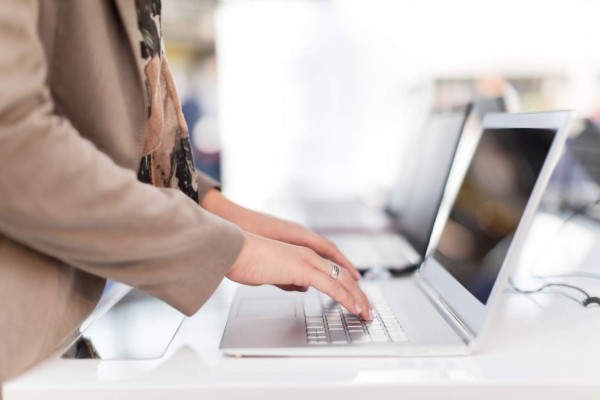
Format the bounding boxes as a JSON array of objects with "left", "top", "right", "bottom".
[{"left": 0, "top": 0, "right": 371, "bottom": 385}]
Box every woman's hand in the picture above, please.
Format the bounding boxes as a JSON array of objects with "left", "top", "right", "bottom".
[
  {"left": 227, "top": 232, "right": 372, "bottom": 320},
  {"left": 201, "top": 189, "right": 360, "bottom": 280}
]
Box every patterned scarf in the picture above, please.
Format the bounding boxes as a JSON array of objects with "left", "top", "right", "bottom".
[{"left": 134, "top": 0, "right": 199, "bottom": 202}]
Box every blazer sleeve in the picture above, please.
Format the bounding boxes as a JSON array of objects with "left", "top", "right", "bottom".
[
  {"left": 0, "top": 0, "right": 244, "bottom": 316},
  {"left": 197, "top": 171, "right": 220, "bottom": 201}
]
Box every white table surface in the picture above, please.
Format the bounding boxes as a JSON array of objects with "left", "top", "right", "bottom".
[{"left": 5, "top": 213, "right": 600, "bottom": 400}]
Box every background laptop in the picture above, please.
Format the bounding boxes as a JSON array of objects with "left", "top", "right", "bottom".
[
  {"left": 326, "top": 105, "right": 473, "bottom": 271},
  {"left": 220, "top": 111, "right": 571, "bottom": 356},
  {"left": 295, "top": 97, "right": 508, "bottom": 236},
  {"left": 554, "top": 118, "right": 600, "bottom": 217}
]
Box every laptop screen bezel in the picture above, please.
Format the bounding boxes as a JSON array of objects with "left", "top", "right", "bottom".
[{"left": 418, "top": 111, "right": 571, "bottom": 338}]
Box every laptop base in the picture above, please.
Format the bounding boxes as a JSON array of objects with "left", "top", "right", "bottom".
[{"left": 220, "top": 279, "right": 469, "bottom": 357}]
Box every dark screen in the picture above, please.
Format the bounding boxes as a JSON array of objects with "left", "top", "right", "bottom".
[
  {"left": 401, "top": 110, "right": 469, "bottom": 256},
  {"left": 434, "top": 128, "right": 556, "bottom": 304}
]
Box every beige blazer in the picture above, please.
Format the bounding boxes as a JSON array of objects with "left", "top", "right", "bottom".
[{"left": 0, "top": 0, "right": 244, "bottom": 383}]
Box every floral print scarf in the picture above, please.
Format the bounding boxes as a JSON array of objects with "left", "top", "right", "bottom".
[{"left": 134, "top": 0, "right": 199, "bottom": 202}]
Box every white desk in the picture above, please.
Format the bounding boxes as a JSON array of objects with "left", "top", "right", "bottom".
[{"left": 5, "top": 214, "right": 600, "bottom": 400}]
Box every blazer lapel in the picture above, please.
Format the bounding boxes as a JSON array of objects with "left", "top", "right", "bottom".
[{"left": 113, "top": 0, "right": 146, "bottom": 88}]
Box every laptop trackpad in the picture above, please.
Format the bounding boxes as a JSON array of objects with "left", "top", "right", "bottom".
[{"left": 237, "top": 297, "right": 296, "bottom": 319}]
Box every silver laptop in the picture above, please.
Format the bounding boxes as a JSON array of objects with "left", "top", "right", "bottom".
[
  {"left": 220, "top": 111, "right": 571, "bottom": 356},
  {"left": 327, "top": 105, "right": 473, "bottom": 271}
]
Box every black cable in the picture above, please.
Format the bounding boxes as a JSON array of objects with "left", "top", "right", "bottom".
[
  {"left": 509, "top": 277, "right": 591, "bottom": 297},
  {"left": 509, "top": 198, "right": 600, "bottom": 308},
  {"left": 533, "top": 271, "right": 600, "bottom": 280},
  {"left": 507, "top": 277, "right": 600, "bottom": 307},
  {"left": 388, "top": 265, "right": 419, "bottom": 277},
  {"left": 583, "top": 297, "right": 600, "bottom": 307},
  {"left": 560, "top": 198, "right": 600, "bottom": 225},
  {"left": 538, "top": 288, "right": 584, "bottom": 304}
]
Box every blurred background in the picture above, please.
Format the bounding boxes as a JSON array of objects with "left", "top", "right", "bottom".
[
  {"left": 71, "top": 0, "right": 600, "bottom": 358},
  {"left": 164, "top": 0, "right": 600, "bottom": 214}
]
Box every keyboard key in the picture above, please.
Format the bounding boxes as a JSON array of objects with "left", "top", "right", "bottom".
[
  {"left": 347, "top": 321, "right": 363, "bottom": 326},
  {"left": 346, "top": 324, "right": 364, "bottom": 329},
  {"left": 350, "top": 332, "right": 371, "bottom": 343},
  {"left": 347, "top": 324, "right": 364, "bottom": 329},
  {"left": 329, "top": 330, "right": 348, "bottom": 343},
  {"left": 348, "top": 329, "right": 365, "bottom": 334}
]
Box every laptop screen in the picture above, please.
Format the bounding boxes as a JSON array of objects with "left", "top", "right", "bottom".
[
  {"left": 433, "top": 127, "right": 556, "bottom": 304},
  {"left": 399, "top": 107, "right": 471, "bottom": 257}
]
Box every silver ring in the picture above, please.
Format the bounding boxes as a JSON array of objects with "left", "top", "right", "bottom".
[{"left": 330, "top": 263, "right": 340, "bottom": 280}]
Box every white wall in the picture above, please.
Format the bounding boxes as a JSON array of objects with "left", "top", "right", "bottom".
[{"left": 216, "top": 0, "right": 600, "bottom": 210}]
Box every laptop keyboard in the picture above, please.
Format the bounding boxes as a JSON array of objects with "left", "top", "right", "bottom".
[
  {"left": 304, "top": 287, "right": 408, "bottom": 345},
  {"left": 328, "top": 233, "right": 420, "bottom": 267}
]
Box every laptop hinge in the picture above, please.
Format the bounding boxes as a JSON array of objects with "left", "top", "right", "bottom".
[{"left": 415, "top": 273, "right": 476, "bottom": 345}]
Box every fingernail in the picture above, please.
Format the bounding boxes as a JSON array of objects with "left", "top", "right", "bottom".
[
  {"left": 368, "top": 308, "right": 374, "bottom": 320},
  {"left": 355, "top": 303, "right": 362, "bottom": 314}
]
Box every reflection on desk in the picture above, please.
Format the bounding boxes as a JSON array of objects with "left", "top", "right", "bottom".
[{"left": 64, "top": 290, "right": 185, "bottom": 361}]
